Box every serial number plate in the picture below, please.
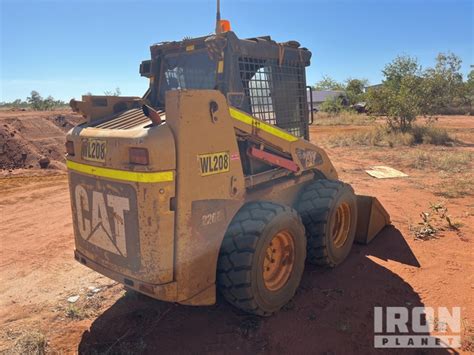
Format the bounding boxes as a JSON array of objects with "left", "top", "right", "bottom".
[
  {"left": 198, "top": 151, "right": 230, "bottom": 176},
  {"left": 81, "top": 139, "right": 106, "bottom": 163}
]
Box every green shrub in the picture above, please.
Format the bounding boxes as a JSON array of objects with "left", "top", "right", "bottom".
[{"left": 320, "top": 96, "right": 345, "bottom": 114}]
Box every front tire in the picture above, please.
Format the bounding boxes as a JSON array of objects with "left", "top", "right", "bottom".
[
  {"left": 296, "top": 179, "right": 357, "bottom": 267},
  {"left": 217, "top": 202, "right": 306, "bottom": 316}
]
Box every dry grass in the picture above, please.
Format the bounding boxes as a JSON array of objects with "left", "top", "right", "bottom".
[
  {"left": 313, "top": 112, "right": 376, "bottom": 126},
  {"left": 398, "top": 150, "right": 473, "bottom": 198},
  {"left": 435, "top": 174, "right": 474, "bottom": 198},
  {"left": 11, "top": 331, "right": 47, "bottom": 355},
  {"left": 326, "top": 124, "right": 453, "bottom": 148},
  {"left": 327, "top": 126, "right": 413, "bottom": 147},
  {"left": 411, "top": 125, "right": 453, "bottom": 145},
  {"left": 408, "top": 151, "right": 473, "bottom": 173}
]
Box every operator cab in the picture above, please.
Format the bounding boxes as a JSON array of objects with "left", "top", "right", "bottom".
[{"left": 140, "top": 31, "right": 312, "bottom": 140}]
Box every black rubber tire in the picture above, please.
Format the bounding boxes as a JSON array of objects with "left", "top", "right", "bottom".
[
  {"left": 217, "top": 202, "right": 306, "bottom": 316},
  {"left": 295, "top": 179, "right": 357, "bottom": 267}
]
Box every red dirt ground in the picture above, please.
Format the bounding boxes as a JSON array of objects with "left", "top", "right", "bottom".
[{"left": 0, "top": 111, "right": 473, "bottom": 354}]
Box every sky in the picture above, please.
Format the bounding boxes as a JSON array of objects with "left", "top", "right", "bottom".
[{"left": 1, "top": 0, "right": 473, "bottom": 102}]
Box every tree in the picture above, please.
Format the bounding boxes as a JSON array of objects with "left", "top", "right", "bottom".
[
  {"left": 43, "top": 96, "right": 57, "bottom": 110},
  {"left": 345, "top": 78, "right": 368, "bottom": 105},
  {"left": 367, "top": 55, "right": 424, "bottom": 131},
  {"left": 467, "top": 70, "right": 474, "bottom": 91},
  {"left": 27, "top": 90, "right": 44, "bottom": 110},
  {"left": 24, "top": 90, "right": 65, "bottom": 110},
  {"left": 382, "top": 55, "right": 421, "bottom": 88},
  {"left": 466, "top": 70, "right": 474, "bottom": 113},
  {"left": 313, "top": 76, "right": 344, "bottom": 91},
  {"left": 422, "top": 52, "right": 465, "bottom": 114}
]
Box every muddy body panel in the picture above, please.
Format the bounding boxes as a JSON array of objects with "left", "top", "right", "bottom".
[
  {"left": 66, "top": 90, "right": 339, "bottom": 304},
  {"left": 67, "top": 122, "right": 176, "bottom": 285},
  {"left": 165, "top": 90, "right": 246, "bottom": 303}
]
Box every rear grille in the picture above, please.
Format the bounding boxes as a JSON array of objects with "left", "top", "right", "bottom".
[
  {"left": 238, "top": 57, "right": 308, "bottom": 139},
  {"left": 92, "top": 108, "right": 152, "bottom": 129}
]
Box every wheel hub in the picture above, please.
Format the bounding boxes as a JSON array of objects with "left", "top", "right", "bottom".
[
  {"left": 262, "top": 230, "right": 295, "bottom": 291},
  {"left": 331, "top": 202, "right": 351, "bottom": 248}
]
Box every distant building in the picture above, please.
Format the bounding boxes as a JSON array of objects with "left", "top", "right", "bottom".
[
  {"left": 307, "top": 90, "right": 347, "bottom": 111},
  {"left": 365, "top": 84, "right": 383, "bottom": 91}
]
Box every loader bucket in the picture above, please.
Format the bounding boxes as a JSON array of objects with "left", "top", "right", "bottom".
[{"left": 355, "top": 195, "right": 391, "bottom": 244}]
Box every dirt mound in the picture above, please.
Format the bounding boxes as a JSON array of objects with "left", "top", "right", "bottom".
[{"left": 0, "top": 110, "right": 84, "bottom": 171}]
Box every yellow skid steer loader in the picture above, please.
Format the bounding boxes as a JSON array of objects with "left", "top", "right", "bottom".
[{"left": 66, "top": 16, "right": 389, "bottom": 316}]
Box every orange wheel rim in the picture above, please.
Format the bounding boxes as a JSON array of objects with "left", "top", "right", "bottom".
[
  {"left": 262, "top": 230, "right": 295, "bottom": 291},
  {"left": 331, "top": 202, "right": 351, "bottom": 248}
]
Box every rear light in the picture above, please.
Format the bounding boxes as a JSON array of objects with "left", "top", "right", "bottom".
[
  {"left": 129, "top": 148, "right": 149, "bottom": 165},
  {"left": 66, "top": 141, "right": 75, "bottom": 156}
]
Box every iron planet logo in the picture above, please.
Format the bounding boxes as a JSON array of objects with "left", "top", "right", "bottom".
[{"left": 374, "top": 306, "right": 461, "bottom": 348}]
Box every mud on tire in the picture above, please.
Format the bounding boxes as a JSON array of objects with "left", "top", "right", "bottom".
[
  {"left": 296, "top": 179, "right": 357, "bottom": 267},
  {"left": 217, "top": 202, "right": 306, "bottom": 316}
]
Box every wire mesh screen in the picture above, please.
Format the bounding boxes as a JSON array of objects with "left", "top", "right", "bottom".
[{"left": 238, "top": 57, "right": 308, "bottom": 138}]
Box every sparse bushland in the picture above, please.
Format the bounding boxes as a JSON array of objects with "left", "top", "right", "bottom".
[
  {"left": 327, "top": 124, "right": 454, "bottom": 148},
  {"left": 1, "top": 87, "right": 123, "bottom": 111},
  {"left": 367, "top": 53, "right": 472, "bottom": 132},
  {"left": 0, "top": 90, "right": 67, "bottom": 111},
  {"left": 314, "top": 53, "right": 472, "bottom": 126}
]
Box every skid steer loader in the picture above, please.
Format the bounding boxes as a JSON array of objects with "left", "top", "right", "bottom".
[{"left": 66, "top": 15, "right": 390, "bottom": 316}]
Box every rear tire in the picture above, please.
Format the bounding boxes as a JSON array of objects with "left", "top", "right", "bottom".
[
  {"left": 296, "top": 179, "right": 357, "bottom": 267},
  {"left": 217, "top": 202, "right": 306, "bottom": 316}
]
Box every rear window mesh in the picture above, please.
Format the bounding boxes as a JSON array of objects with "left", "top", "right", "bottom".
[{"left": 238, "top": 57, "right": 308, "bottom": 138}]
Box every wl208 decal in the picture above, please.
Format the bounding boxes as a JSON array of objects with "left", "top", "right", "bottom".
[{"left": 198, "top": 151, "right": 230, "bottom": 176}]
